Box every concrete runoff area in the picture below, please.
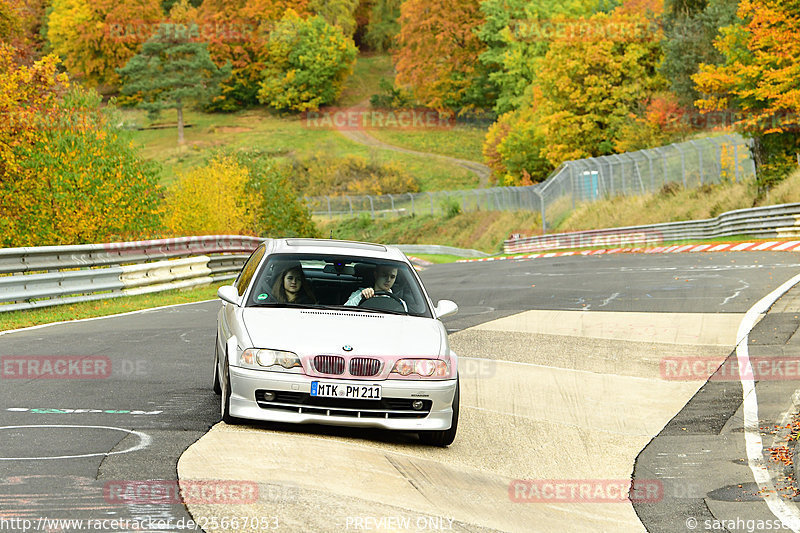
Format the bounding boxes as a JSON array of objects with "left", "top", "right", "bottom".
[{"left": 178, "top": 310, "right": 752, "bottom": 532}]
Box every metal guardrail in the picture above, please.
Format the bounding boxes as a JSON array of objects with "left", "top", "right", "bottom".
[
  {"left": 0, "top": 237, "right": 491, "bottom": 313},
  {"left": 504, "top": 203, "right": 800, "bottom": 254},
  {"left": 0, "top": 236, "right": 262, "bottom": 313},
  {"left": 394, "top": 244, "right": 489, "bottom": 258}
]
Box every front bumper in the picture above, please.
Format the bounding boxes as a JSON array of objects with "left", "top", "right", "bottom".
[{"left": 229, "top": 366, "right": 457, "bottom": 431}]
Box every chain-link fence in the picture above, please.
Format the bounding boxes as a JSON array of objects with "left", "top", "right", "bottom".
[
  {"left": 305, "top": 134, "right": 755, "bottom": 232},
  {"left": 536, "top": 133, "right": 754, "bottom": 231},
  {"left": 305, "top": 187, "right": 540, "bottom": 218}
]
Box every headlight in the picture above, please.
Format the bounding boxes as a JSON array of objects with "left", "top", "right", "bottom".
[
  {"left": 239, "top": 349, "right": 302, "bottom": 372},
  {"left": 390, "top": 359, "right": 449, "bottom": 378}
]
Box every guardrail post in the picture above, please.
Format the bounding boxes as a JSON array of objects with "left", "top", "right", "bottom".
[
  {"left": 408, "top": 192, "right": 415, "bottom": 215},
  {"left": 368, "top": 195, "right": 375, "bottom": 218}
]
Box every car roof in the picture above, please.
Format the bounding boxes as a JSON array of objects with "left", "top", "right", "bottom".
[{"left": 266, "top": 238, "right": 409, "bottom": 262}]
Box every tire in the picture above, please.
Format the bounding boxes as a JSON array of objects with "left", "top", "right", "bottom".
[
  {"left": 212, "top": 338, "right": 222, "bottom": 395},
  {"left": 419, "top": 378, "right": 459, "bottom": 447},
  {"left": 220, "top": 355, "right": 241, "bottom": 425}
]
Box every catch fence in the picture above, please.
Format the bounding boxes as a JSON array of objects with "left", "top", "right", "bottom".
[{"left": 305, "top": 134, "right": 755, "bottom": 233}]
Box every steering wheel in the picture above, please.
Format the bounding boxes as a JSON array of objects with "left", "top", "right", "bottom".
[{"left": 358, "top": 290, "right": 405, "bottom": 311}]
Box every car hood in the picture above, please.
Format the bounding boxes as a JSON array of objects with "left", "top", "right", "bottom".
[{"left": 241, "top": 308, "right": 444, "bottom": 357}]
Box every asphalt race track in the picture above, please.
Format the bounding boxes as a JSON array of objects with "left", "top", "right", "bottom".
[{"left": 2, "top": 251, "right": 800, "bottom": 532}]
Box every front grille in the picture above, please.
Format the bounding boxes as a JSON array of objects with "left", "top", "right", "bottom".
[
  {"left": 314, "top": 355, "right": 345, "bottom": 375},
  {"left": 349, "top": 357, "right": 382, "bottom": 377},
  {"left": 255, "top": 390, "right": 432, "bottom": 419}
]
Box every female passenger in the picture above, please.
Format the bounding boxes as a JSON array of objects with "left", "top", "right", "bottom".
[{"left": 270, "top": 264, "right": 316, "bottom": 304}]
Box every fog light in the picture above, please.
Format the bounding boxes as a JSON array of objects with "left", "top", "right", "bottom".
[
  {"left": 263, "top": 392, "right": 276, "bottom": 401},
  {"left": 412, "top": 400, "right": 424, "bottom": 410}
]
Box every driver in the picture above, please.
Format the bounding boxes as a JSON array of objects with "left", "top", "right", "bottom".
[{"left": 344, "top": 265, "right": 407, "bottom": 311}]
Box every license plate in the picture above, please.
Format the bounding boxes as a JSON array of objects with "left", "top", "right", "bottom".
[{"left": 310, "top": 381, "right": 381, "bottom": 400}]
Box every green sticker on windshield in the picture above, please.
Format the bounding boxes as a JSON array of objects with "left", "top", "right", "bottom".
[{"left": 257, "top": 293, "right": 269, "bottom": 301}]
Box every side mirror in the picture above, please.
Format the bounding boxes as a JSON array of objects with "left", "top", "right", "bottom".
[
  {"left": 435, "top": 300, "right": 458, "bottom": 319},
  {"left": 218, "top": 285, "right": 241, "bottom": 306}
]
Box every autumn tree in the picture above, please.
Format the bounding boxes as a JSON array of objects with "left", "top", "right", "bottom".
[
  {"left": 237, "top": 150, "right": 318, "bottom": 238},
  {"left": 482, "top": 7, "right": 667, "bottom": 184},
  {"left": 257, "top": 10, "right": 356, "bottom": 112},
  {"left": 477, "top": 0, "right": 626, "bottom": 114},
  {"left": 0, "top": 0, "right": 19, "bottom": 42},
  {"left": 0, "top": 0, "right": 48, "bottom": 61},
  {"left": 118, "top": 23, "right": 230, "bottom": 144},
  {"left": 0, "top": 44, "right": 162, "bottom": 246},
  {"left": 482, "top": 106, "right": 552, "bottom": 185},
  {"left": 394, "top": 0, "right": 487, "bottom": 112},
  {"left": 197, "top": 0, "right": 309, "bottom": 110},
  {"left": 167, "top": 150, "right": 318, "bottom": 238},
  {"left": 47, "top": 0, "right": 164, "bottom": 89},
  {"left": 536, "top": 10, "right": 666, "bottom": 164},
  {"left": 693, "top": 0, "right": 800, "bottom": 189},
  {"left": 310, "top": 0, "right": 359, "bottom": 38},
  {"left": 164, "top": 155, "right": 254, "bottom": 236}
]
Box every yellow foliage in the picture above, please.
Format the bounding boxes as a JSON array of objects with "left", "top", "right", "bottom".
[{"left": 163, "top": 156, "right": 256, "bottom": 236}]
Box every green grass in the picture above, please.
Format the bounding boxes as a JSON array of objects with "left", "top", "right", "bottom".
[
  {"left": 408, "top": 254, "right": 469, "bottom": 264},
  {"left": 337, "top": 53, "right": 393, "bottom": 108},
  {"left": 121, "top": 53, "right": 486, "bottom": 191},
  {"left": 368, "top": 125, "right": 488, "bottom": 163},
  {"left": 0, "top": 285, "right": 221, "bottom": 332},
  {"left": 123, "top": 107, "right": 478, "bottom": 190},
  {"left": 320, "top": 210, "right": 542, "bottom": 254}
]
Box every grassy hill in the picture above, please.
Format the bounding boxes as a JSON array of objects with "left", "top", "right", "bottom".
[{"left": 124, "top": 53, "right": 489, "bottom": 191}]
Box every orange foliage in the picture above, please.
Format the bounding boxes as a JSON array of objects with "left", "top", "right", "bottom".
[
  {"left": 48, "top": 0, "right": 164, "bottom": 88},
  {"left": 694, "top": 0, "right": 800, "bottom": 134},
  {"left": 393, "top": 0, "right": 485, "bottom": 112},
  {"left": 196, "top": 0, "right": 310, "bottom": 109}
]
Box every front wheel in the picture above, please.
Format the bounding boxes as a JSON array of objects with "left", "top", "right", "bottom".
[
  {"left": 419, "top": 378, "right": 459, "bottom": 447},
  {"left": 212, "top": 338, "right": 222, "bottom": 395},
  {"left": 220, "top": 356, "right": 240, "bottom": 425}
]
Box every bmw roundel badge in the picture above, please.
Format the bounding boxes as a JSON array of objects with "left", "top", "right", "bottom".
[{"left": 343, "top": 345, "right": 353, "bottom": 352}]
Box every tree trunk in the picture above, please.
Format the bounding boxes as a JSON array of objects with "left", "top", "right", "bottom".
[{"left": 177, "top": 102, "right": 184, "bottom": 145}]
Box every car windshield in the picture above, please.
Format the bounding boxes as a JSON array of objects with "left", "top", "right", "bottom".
[{"left": 245, "top": 254, "right": 432, "bottom": 318}]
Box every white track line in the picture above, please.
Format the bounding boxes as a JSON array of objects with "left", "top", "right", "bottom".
[{"left": 736, "top": 273, "right": 800, "bottom": 531}]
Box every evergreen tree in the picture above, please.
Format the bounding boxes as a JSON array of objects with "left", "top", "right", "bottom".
[
  {"left": 659, "top": 0, "right": 738, "bottom": 106},
  {"left": 117, "top": 23, "right": 230, "bottom": 144}
]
